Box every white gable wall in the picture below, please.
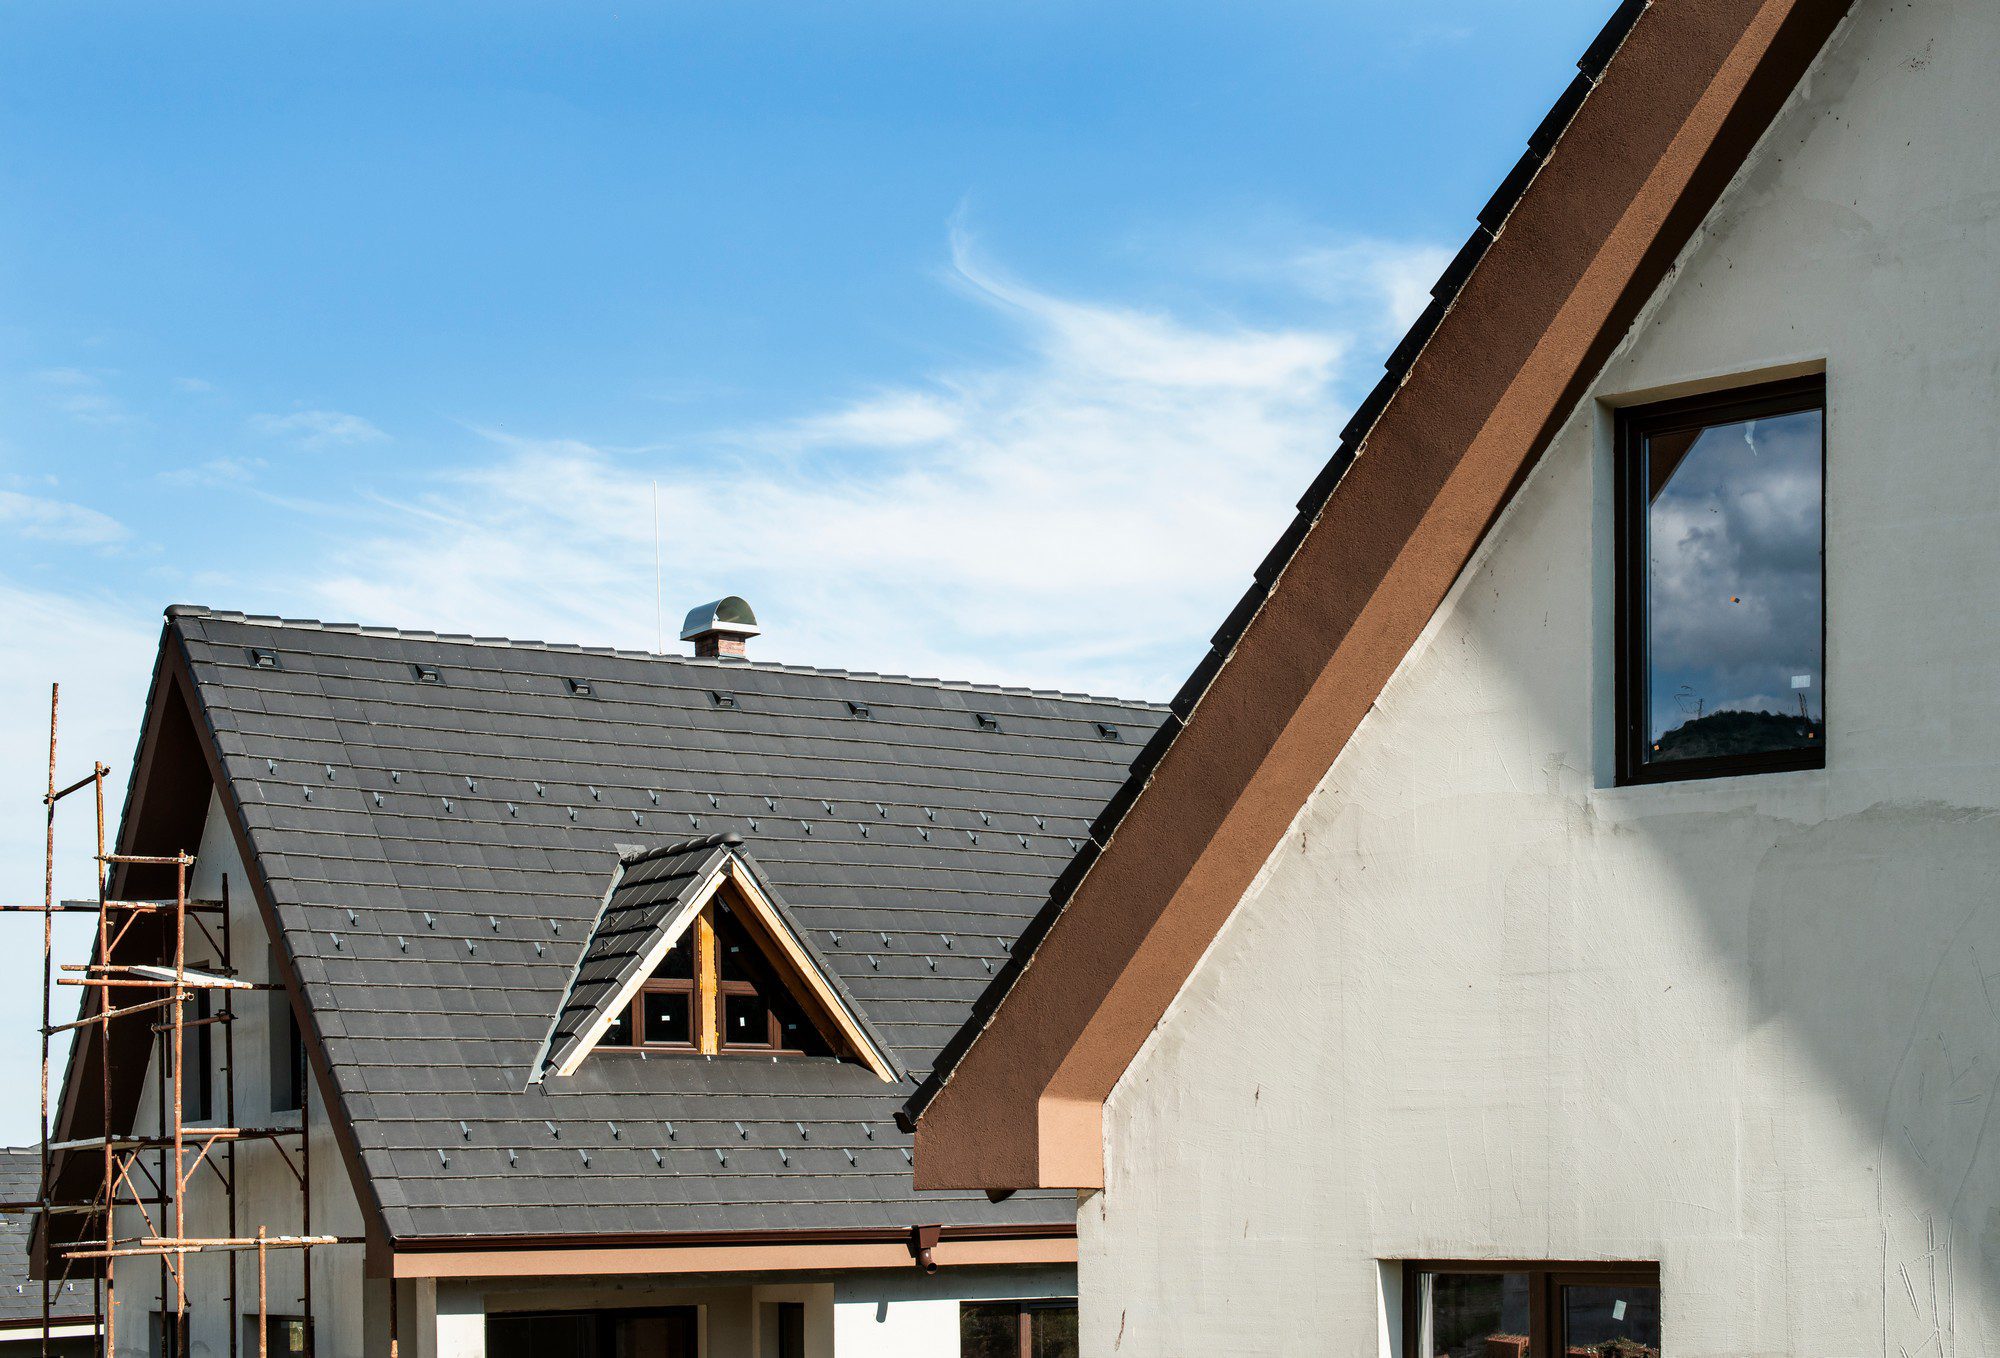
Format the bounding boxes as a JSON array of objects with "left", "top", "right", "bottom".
[
  {"left": 105, "top": 790, "right": 375, "bottom": 1357},
  {"left": 1093, "top": 2, "right": 2000, "bottom": 1354}
]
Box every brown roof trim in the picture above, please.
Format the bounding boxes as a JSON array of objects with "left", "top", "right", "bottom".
[
  {"left": 390, "top": 1223, "right": 1078, "bottom": 1280},
  {"left": 904, "top": 0, "right": 1855, "bottom": 1190}
]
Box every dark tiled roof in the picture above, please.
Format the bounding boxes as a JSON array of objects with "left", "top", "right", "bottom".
[
  {"left": 0, "top": 1149, "right": 95, "bottom": 1328},
  {"left": 170, "top": 608, "right": 1163, "bottom": 1240},
  {"left": 903, "top": 0, "right": 1653, "bottom": 1130}
]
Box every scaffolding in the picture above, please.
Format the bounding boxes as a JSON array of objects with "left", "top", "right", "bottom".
[{"left": 4, "top": 685, "right": 345, "bottom": 1357}]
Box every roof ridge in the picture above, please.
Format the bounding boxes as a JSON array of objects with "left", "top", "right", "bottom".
[
  {"left": 165, "top": 604, "right": 1165, "bottom": 711},
  {"left": 619, "top": 832, "right": 744, "bottom": 866}
]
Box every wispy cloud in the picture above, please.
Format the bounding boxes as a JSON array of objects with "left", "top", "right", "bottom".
[
  {"left": 252, "top": 408, "right": 388, "bottom": 450},
  {"left": 0, "top": 580, "right": 155, "bottom": 1143},
  {"left": 156, "top": 456, "right": 269, "bottom": 489},
  {"left": 303, "top": 233, "right": 1440, "bottom": 698},
  {"left": 35, "top": 367, "right": 129, "bottom": 427},
  {"left": 0, "top": 488, "right": 127, "bottom": 548}
]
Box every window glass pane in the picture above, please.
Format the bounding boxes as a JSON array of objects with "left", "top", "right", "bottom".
[
  {"left": 656, "top": 933, "right": 694, "bottom": 980},
  {"left": 714, "top": 907, "right": 757, "bottom": 981},
  {"left": 601, "top": 1005, "right": 633, "bottom": 1047},
  {"left": 643, "top": 990, "right": 690, "bottom": 1045},
  {"left": 723, "top": 990, "right": 770, "bottom": 1046},
  {"left": 1029, "top": 1303, "right": 1079, "bottom": 1358},
  {"left": 960, "top": 1303, "right": 1021, "bottom": 1358},
  {"left": 1563, "top": 1284, "right": 1661, "bottom": 1357},
  {"left": 772, "top": 992, "right": 830, "bottom": 1056},
  {"left": 1642, "top": 405, "right": 1823, "bottom": 766},
  {"left": 1418, "top": 1272, "right": 1532, "bottom": 1358}
]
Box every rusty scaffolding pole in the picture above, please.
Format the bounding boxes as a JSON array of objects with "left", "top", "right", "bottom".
[{"left": 3, "top": 686, "right": 347, "bottom": 1357}]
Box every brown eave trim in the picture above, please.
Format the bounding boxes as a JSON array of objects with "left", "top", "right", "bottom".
[
  {"left": 910, "top": 0, "right": 1855, "bottom": 1191},
  {"left": 389, "top": 1223, "right": 1078, "bottom": 1280}
]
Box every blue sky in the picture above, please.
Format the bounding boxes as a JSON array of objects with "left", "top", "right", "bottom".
[{"left": 0, "top": 0, "right": 1610, "bottom": 1137}]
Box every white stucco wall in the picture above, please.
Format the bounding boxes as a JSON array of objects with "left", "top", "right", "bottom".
[{"left": 1091, "top": 2, "right": 2000, "bottom": 1355}]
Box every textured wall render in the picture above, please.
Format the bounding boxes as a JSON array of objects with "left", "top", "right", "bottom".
[{"left": 1094, "top": 2, "right": 2000, "bottom": 1354}]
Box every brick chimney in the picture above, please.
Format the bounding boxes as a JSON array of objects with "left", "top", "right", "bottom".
[{"left": 680, "top": 596, "right": 760, "bottom": 658}]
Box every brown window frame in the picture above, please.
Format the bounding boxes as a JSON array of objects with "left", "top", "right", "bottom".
[
  {"left": 959, "top": 1297, "right": 1078, "bottom": 1358},
  {"left": 1614, "top": 373, "right": 1827, "bottom": 785},
  {"left": 1402, "top": 1260, "right": 1659, "bottom": 1358},
  {"left": 597, "top": 895, "right": 826, "bottom": 1057}
]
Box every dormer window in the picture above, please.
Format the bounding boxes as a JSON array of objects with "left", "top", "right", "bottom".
[
  {"left": 541, "top": 837, "right": 900, "bottom": 1082},
  {"left": 596, "top": 898, "right": 831, "bottom": 1057}
]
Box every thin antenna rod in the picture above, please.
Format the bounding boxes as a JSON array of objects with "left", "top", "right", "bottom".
[{"left": 652, "top": 480, "right": 664, "bottom": 653}]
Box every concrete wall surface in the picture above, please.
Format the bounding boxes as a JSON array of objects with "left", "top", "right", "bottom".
[{"left": 1092, "top": 1, "right": 2000, "bottom": 1355}]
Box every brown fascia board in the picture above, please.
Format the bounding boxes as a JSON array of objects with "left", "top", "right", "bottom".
[
  {"left": 907, "top": 0, "right": 1855, "bottom": 1191},
  {"left": 390, "top": 1223, "right": 1078, "bottom": 1281},
  {"left": 160, "top": 629, "right": 399, "bottom": 1262}
]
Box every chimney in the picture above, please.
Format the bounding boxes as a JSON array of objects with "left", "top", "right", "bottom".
[{"left": 680, "top": 596, "right": 761, "bottom": 659}]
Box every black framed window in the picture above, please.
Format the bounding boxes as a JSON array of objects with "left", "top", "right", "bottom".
[
  {"left": 181, "top": 989, "right": 214, "bottom": 1123},
  {"left": 148, "top": 1311, "right": 188, "bottom": 1358},
  {"left": 961, "top": 1299, "right": 1079, "bottom": 1358},
  {"left": 1616, "top": 375, "right": 1826, "bottom": 783},
  {"left": 1405, "top": 1263, "right": 1658, "bottom": 1358}
]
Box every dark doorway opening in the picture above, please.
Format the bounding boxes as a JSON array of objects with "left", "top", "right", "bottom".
[{"left": 486, "top": 1307, "right": 698, "bottom": 1358}]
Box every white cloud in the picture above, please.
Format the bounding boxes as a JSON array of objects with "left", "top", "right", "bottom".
[
  {"left": 252, "top": 409, "right": 388, "bottom": 450},
  {"left": 1288, "top": 238, "right": 1455, "bottom": 337},
  {"left": 156, "top": 456, "right": 269, "bottom": 488},
  {"left": 0, "top": 489, "right": 127, "bottom": 548},
  {"left": 306, "top": 234, "right": 1442, "bottom": 698},
  {"left": 0, "top": 582, "right": 157, "bottom": 1143},
  {"left": 35, "top": 367, "right": 129, "bottom": 426}
]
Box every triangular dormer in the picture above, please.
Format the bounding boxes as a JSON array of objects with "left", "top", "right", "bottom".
[{"left": 538, "top": 833, "right": 899, "bottom": 1082}]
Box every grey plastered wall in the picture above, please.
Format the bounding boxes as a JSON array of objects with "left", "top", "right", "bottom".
[{"left": 1090, "top": 2, "right": 2000, "bottom": 1355}]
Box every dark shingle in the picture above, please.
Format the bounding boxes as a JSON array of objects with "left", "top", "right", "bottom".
[{"left": 168, "top": 609, "right": 1163, "bottom": 1242}]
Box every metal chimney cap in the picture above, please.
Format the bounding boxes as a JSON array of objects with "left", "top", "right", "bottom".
[{"left": 681, "top": 596, "right": 761, "bottom": 642}]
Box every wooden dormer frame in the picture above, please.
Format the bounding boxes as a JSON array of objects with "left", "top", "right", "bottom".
[{"left": 549, "top": 854, "right": 899, "bottom": 1082}]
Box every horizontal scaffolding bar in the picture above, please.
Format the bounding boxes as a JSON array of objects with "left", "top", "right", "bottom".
[
  {"left": 49, "top": 1126, "right": 301, "bottom": 1154},
  {"left": 45, "top": 995, "right": 176, "bottom": 1035},
  {"left": 98, "top": 852, "right": 193, "bottom": 866},
  {"left": 59, "top": 966, "right": 276, "bottom": 991},
  {"left": 44, "top": 768, "right": 104, "bottom": 805},
  {"left": 66, "top": 1234, "right": 350, "bottom": 1261}
]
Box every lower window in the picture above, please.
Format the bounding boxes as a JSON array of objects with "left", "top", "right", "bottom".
[
  {"left": 961, "top": 1298, "right": 1078, "bottom": 1358},
  {"left": 1406, "top": 1263, "right": 1658, "bottom": 1358},
  {"left": 240, "top": 1314, "right": 313, "bottom": 1356}
]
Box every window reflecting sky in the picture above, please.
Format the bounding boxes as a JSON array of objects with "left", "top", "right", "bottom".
[{"left": 1645, "top": 408, "right": 1822, "bottom": 748}]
